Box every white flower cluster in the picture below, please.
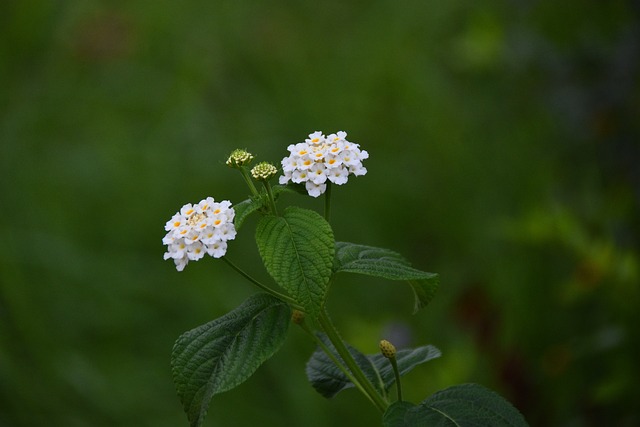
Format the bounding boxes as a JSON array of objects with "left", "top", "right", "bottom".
[
  {"left": 279, "top": 131, "right": 369, "bottom": 197},
  {"left": 162, "top": 197, "right": 236, "bottom": 271}
]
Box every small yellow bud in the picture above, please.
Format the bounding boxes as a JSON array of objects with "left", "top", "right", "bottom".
[
  {"left": 379, "top": 339, "right": 397, "bottom": 359},
  {"left": 291, "top": 310, "right": 306, "bottom": 325}
]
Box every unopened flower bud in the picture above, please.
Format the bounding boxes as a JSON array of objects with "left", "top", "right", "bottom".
[
  {"left": 251, "top": 162, "right": 278, "bottom": 181},
  {"left": 379, "top": 339, "right": 397, "bottom": 359},
  {"left": 291, "top": 310, "right": 305, "bottom": 325},
  {"left": 226, "top": 149, "right": 254, "bottom": 168}
]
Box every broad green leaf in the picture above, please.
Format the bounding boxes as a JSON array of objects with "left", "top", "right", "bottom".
[
  {"left": 306, "top": 337, "right": 440, "bottom": 399},
  {"left": 404, "top": 383, "right": 529, "bottom": 427},
  {"left": 334, "top": 242, "right": 439, "bottom": 313},
  {"left": 383, "top": 401, "right": 417, "bottom": 427},
  {"left": 255, "top": 207, "right": 334, "bottom": 316},
  {"left": 306, "top": 333, "right": 384, "bottom": 398},
  {"left": 171, "top": 294, "right": 290, "bottom": 427},
  {"left": 370, "top": 345, "right": 441, "bottom": 392}
]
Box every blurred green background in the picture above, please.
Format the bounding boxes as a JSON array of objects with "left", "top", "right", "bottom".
[{"left": 1, "top": 0, "right": 639, "bottom": 426}]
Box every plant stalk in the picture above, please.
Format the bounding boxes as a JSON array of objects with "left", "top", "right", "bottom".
[
  {"left": 317, "top": 308, "right": 388, "bottom": 412},
  {"left": 296, "top": 321, "right": 376, "bottom": 407},
  {"left": 239, "top": 167, "right": 260, "bottom": 198},
  {"left": 262, "top": 180, "right": 278, "bottom": 216},
  {"left": 389, "top": 357, "right": 403, "bottom": 402},
  {"left": 324, "top": 181, "right": 332, "bottom": 222}
]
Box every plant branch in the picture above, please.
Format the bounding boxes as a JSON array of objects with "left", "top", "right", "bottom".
[{"left": 222, "top": 257, "right": 302, "bottom": 310}]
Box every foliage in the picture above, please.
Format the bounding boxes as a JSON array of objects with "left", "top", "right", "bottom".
[
  {"left": 169, "top": 150, "right": 528, "bottom": 426},
  {"left": 1, "top": 1, "right": 638, "bottom": 426},
  {"left": 383, "top": 384, "right": 528, "bottom": 427}
]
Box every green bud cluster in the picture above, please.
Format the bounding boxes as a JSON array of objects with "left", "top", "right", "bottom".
[
  {"left": 226, "top": 149, "right": 254, "bottom": 168},
  {"left": 251, "top": 162, "right": 278, "bottom": 181}
]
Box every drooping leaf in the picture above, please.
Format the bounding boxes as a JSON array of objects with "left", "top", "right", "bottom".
[
  {"left": 255, "top": 207, "right": 334, "bottom": 316},
  {"left": 370, "top": 345, "right": 441, "bottom": 392},
  {"left": 306, "top": 336, "right": 440, "bottom": 399},
  {"left": 383, "top": 401, "right": 418, "bottom": 427},
  {"left": 403, "top": 383, "right": 529, "bottom": 427},
  {"left": 306, "top": 333, "right": 384, "bottom": 398},
  {"left": 334, "top": 242, "right": 439, "bottom": 313},
  {"left": 171, "top": 294, "right": 291, "bottom": 427}
]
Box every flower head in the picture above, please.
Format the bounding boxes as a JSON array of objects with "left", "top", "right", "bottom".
[
  {"left": 250, "top": 161, "right": 278, "bottom": 181},
  {"left": 226, "top": 149, "right": 254, "bottom": 168},
  {"left": 279, "top": 131, "right": 368, "bottom": 197},
  {"left": 163, "top": 197, "right": 236, "bottom": 271}
]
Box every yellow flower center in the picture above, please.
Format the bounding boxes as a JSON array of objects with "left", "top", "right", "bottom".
[{"left": 186, "top": 213, "right": 206, "bottom": 226}]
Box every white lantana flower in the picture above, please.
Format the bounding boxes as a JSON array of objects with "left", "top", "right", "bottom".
[
  {"left": 279, "top": 131, "right": 368, "bottom": 197},
  {"left": 163, "top": 197, "right": 236, "bottom": 271}
]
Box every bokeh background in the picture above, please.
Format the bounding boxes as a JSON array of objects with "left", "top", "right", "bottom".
[{"left": 1, "top": 0, "right": 639, "bottom": 426}]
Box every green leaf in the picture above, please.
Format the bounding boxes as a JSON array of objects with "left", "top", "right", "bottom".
[
  {"left": 271, "top": 183, "right": 302, "bottom": 197},
  {"left": 404, "top": 383, "right": 529, "bottom": 427},
  {"left": 334, "top": 242, "right": 439, "bottom": 313},
  {"left": 233, "top": 198, "right": 263, "bottom": 230},
  {"left": 383, "top": 401, "right": 418, "bottom": 427},
  {"left": 171, "top": 294, "right": 291, "bottom": 427},
  {"left": 275, "top": 182, "right": 308, "bottom": 196},
  {"left": 232, "top": 186, "right": 298, "bottom": 230},
  {"left": 306, "top": 337, "right": 440, "bottom": 399},
  {"left": 370, "top": 345, "right": 441, "bottom": 392},
  {"left": 306, "top": 333, "right": 384, "bottom": 398},
  {"left": 255, "top": 207, "right": 335, "bottom": 316}
]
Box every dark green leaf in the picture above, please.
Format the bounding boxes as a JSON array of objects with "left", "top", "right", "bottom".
[
  {"left": 334, "top": 242, "right": 439, "bottom": 313},
  {"left": 306, "top": 333, "right": 384, "bottom": 398},
  {"left": 383, "top": 401, "right": 418, "bottom": 427},
  {"left": 232, "top": 186, "right": 297, "bottom": 230},
  {"left": 255, "top": 207, "right": 334, "bottom": 316},
  {"left": 171, "top": 294, "right": 290, "bottom": 427},
  {"left": 405, "top": 383, "right": 529, "bottom": 427},
  {"left": 306, "top": 337, "right": 440, "bottom": 399},
  {"left": 370, "top": 345, "right": 441, "bottom": 392},
  {"left": 275, "top": 182, "right": 308, "bottom": 196},
  {"left": 271, "top": 184, "right": 302, "bottom": 197}
]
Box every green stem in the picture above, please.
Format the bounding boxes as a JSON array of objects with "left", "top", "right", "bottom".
[
  {"left": 296, "top": 321, "right": 375, "bottom": 407},
  {"left": 239, "top": 167, "right": 260, "bottom": 197},
  {"left": 262, "top": 180, "right": 278, "bottom": 216},
  {"left": 323, "top": 181, "right": 332, "bottom": 222},
  {"left": 317, "top": 308, "right": 388, "bottom": 412},
  {"left": 222, "top": 257, "right": 302, "bottom": 310},
  {"left": 389, "top": 357, "right": 403, "bottom": 402}
]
